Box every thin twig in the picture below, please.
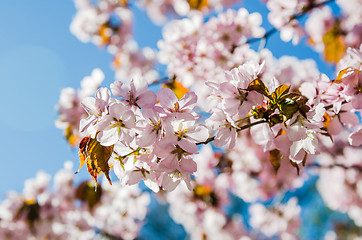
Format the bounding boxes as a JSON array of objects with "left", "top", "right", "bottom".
[
  {"left": 196, "top": 119, "right": 268, "bottom": 145},
  {"left": 325, "top": 100, "right": 347, "bottom": 110},
  {"left": 236, "top": 119, "right": 268, "bottom": 132},
  {"left": 245, "top": 0, "right": 335, "bottom": 45},
  {"left": 306, "top": 163, "right": 362, "bottom": 172},
  {"left": 98, "top": 230, "right": 124, "bottom": 240},
  {"left": 149, "top": 76, "right": 170, "bottom": 86}
]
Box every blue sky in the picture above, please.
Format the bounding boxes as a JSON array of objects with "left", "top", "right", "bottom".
[
  {"left": 0, "top": 0, "right": 336, "bottom": 197},
  {"left": 0, "top": 0, "right": 110, "bottom": 196}
]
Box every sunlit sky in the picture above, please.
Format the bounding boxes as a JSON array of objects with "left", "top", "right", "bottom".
[{"left": 0, "top": 0, "right": 336, "bottom": 198}]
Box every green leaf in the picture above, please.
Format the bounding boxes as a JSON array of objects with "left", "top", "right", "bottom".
[
  {"left": 271, "top": 84, "right": 290, "bottom": 103},
  {"left": 278, "top": 93, "right": 310, "bottom": 120}
]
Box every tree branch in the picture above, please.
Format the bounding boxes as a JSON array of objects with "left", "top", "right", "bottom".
[
  {"left": 306, "top": 163, "right": 362, "bottom": 172},
  {"left": 245, "top": 0, "right": 335, "bottom": 45},
  {"left": 196, "top": 119, "right": 268, "bottom": 145}
]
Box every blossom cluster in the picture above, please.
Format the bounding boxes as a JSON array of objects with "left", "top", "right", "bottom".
[
  {"left": 157, "top": 8, "right": 265, "bottom": 87},
  {"left": 32, "top": 0, "right": 362, "bottom": 238},
  {"left": 136, "top": 0, "right": 242, "bottom": 24},
  {"left": 71, "top": 0, "right": 132, "bottom": 51},
  {"left": 79, "top": 76, "right": 210, "bottom": 191},
  {"left": 0, "top": 162, "right": 150, "bottom": 240},
  {"left": 55, "top": 68, "right": 105, "bottom": 147},
  {"left": 265, "top": 0, "right": 362, "bottom": 63}
]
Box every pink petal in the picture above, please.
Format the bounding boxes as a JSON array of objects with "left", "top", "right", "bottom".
[
  {"left": 81, "top": 97, "right": 100, "bottom": 115},
  {"left": 187, "top": 125, "right": 209, "bottom": 142},
  {"left": 157, "top": 88, "right": 178, "bottom": 109},
  {"left": 137, "top": 91, "right": 157, "bottom": 109},
  {"left": 110, "top": 81, "right": 125, "bottom": 98},
  {"left": 179, "top": 158, "right": 197, "bottom": 174},
  {"left": 348, "top": 128, "right": 362, "bottom": 146},
  {"left": 352, "top": 94, "right": 362, "bottom": 109},
  {"left": 179, "top": 92, "right": 197, "bottom": 110},
  {"left": 178, "top": 138, "right": 198, "bottom": 153},
  {"left": 98, "top": 128, "right": 119, "bottom": 146}
]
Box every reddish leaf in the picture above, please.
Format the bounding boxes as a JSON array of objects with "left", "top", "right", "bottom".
[
  {"left": 76, "top": 136, "right": 91, "bottom": 174},
  {"left": 77, "top": 136, "right": 114, "bottom": 185},
  {"left": 15, "top": 199, "right": 40, "bottom": 230}
]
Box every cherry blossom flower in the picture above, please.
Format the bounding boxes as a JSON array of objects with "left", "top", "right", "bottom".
[
  {"left": 96, "top": 102, "right": 137, "bottom": 146},
  {"left": 79, "top": 87, "right": 113, "bottom": 137},
  {"left": 111, "top": 76, "right": 157, "bottom": 109}
]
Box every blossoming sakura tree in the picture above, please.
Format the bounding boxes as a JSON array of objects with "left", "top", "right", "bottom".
[{"left": 1, "top": 0, "right": 362, "bottom": 239}]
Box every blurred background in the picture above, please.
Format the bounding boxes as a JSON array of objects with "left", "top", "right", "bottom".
[{"left": 0, "top": 0, "right": 344, "bottom": 238}]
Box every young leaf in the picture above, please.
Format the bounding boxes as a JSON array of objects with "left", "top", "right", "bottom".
[
  {"left": 188, "top": 0, "right": 208, "bottom": 10},
  {"left": 193, "top": 185, "right": 218, "bottom": 207},
  {"left": 278, "top": 95, "right": 299, "bottom": 120},
  {"left": 65, "top": 125, "right": 79, "bottom": 147},
  {"left": 322, "top": 28, "right": 345, "bottom": 63},
  {"left": 271, "top": 84, "right": 290, "bottom": 103},
  {"left": 75, "top": 181, "right": 102, "bottom": 210},
  {"left": 247, "top": 78, "right": 271, "bottom": 99},
  {"left": 99, "top": 24, "right": 111, "bottom": 46},
  {"left": 278, "top": 93, "right": 310, "bottom": 120},
  {"left": 269, "top": 149, "right": 281, "bottom": 175},
  {"left": 163, "top": 79, "right": 189, "bottom": 100},
  {"left": 15, "top": 199, "right": 40, "bottom": 230}
]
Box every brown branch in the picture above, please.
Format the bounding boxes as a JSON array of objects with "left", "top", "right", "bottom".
[
  {"left": 149, "top": 76, "right": 170, "bottom": 86},
  {"left": 325, "top": 100, "right": 347, "bottom": 110},
  {"left": 196, "top": 119, "right": 268, "bottom": 145},
  {"left": 306, "top": 163, "right": 362, "bottom": 172}
]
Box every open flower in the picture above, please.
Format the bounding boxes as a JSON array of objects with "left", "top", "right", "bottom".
[
  {"left": 79, "top": 87, "right": 113, "bottom": 136},
  {"left": 111, "top": 76, "right": 157, "bottom": 109},
  {"left": 164, "top": 117, "right": 209, "bottom": 153},
  {"left": 96, "top": 102, "right": 137, "bottom": 146}
]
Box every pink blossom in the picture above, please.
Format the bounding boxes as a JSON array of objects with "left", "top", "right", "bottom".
[
  {"left": 157, "top": 87, "right": 198, "bottom": 115},
  {"left": 220, "top": 63, "right": 265, "bottom": 117},
  {"left": 206, "top": 110, "right": 238, "bottom": 149},
  {"left": 164, "top": 117, "right": 209, "bottom": 153},
  {"left": 136, "top": 107, "right": 164, "bottom": 147},
  {"left": 110, "top": 76, "right": 157, "bottom": 109},
  {"left": 96, "top": 102, "right": 137, "bottom": 146},
  {"left": 79, "top": 87, "right": 113, "bottom": 137}
]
